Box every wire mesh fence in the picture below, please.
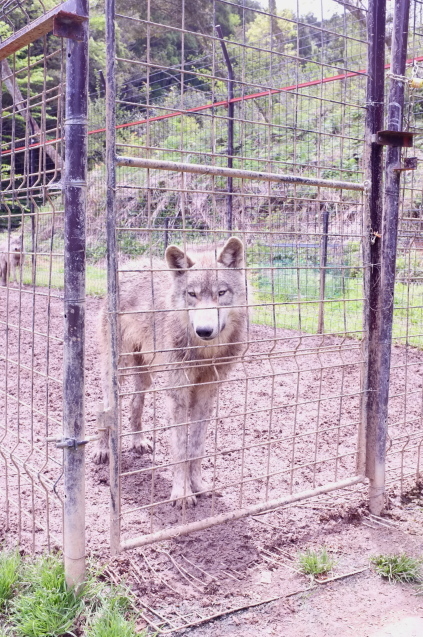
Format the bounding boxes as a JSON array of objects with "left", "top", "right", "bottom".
[
  {"left": 0, "top": 0, "right": 66, "bottom": 552},
  {"left": 100, "top": 0, "right": 371, "bottom": 552},
  {"left": 385, "top": 0, "right": 423, "bottom": 492},
  {"left": 1, "top": 0, "right": 423, "bottom": 576}
]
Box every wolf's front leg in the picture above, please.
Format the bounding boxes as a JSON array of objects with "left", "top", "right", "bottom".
[
  {"left": 130, "top": 355, "right": 153, "bottom": 454},
  {"left": 11, "top": 260, "right": 17, "bottom": 284},
  {"left": 189, "top": 384, "right": 216, "bottom": 497},
  {"left": 168, "top": 390, "right": 197, "bottom": 507},
  {"left": 93, "top": 321, "right": 114, "bottom": 464}
]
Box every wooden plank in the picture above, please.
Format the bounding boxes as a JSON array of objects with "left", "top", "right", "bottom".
[{"left": 0, "top": 1, "right": 88, "bottom": 62}]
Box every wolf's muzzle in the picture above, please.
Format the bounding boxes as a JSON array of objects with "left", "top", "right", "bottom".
[{"left": 196, "top": 327, "right": 214, "bottom": 340}]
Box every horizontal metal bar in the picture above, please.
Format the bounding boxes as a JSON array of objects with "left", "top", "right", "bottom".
[
  {"left": 120, "top": 475, "right": 365, "bottom": 551},
  {"left": 0, "top": 1, "right": 88, "bottom": 61},
  {"left": 116, "top": 156, "right": 365, "bottom": 191}
]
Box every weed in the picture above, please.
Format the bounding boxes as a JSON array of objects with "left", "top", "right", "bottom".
[
  {"left": 12, "top": 554, "right": 82, "bottom": 637},
  {"left": 85, "top": 597, "right": 139, "bottom": 637},
  {"left": 0, "top": 550, "right": 20, "bottom": 610},
  {"left": 297, "top": 548, "right": 337, "bottom": 578},
  {"left": 371, "top": 553, "right": 422, "bottom": 584}
]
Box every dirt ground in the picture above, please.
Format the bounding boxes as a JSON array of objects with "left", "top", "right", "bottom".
[{"left": 1, "top": 286, "right": 423, "bottom": 635}]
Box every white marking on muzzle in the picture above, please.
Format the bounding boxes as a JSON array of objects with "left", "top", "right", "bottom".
[{"left": 190, "top": 307, "right": 221, "bottom": 340}]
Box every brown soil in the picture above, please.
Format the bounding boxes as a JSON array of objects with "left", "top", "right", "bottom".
[{"left": 1, "top": 286, "right": 423, "bottom": 636}]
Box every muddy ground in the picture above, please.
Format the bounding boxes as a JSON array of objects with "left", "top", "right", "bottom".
[{"left": 1, "top": 285, "right": 423, "bottom": 635}]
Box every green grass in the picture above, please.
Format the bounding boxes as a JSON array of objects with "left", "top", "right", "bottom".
[
  {"left": 251, "top": 265, "right": 363, "bottom": 335},
  {"left": 20, "top": 256, "right": 107, "bottom": 296},
  {"left": 371, "top": 553, "right": 423, "bottom": 584},
  {"left": 297, "top": 547, "right": 337, "bottom": 578},
  {"left": 12, "top": 555, "right": 83, "bottom": 637},
  {"left": 0, "top": 550, "right": 146, "bottom": 637},
  {"left": 251, "top": 265, "right": 423, "bottom": 346},
  {"left": 0, "top": 550, "right": 20, "bottom": 611},
  {"left": 86, "top": 598, "right": 139, "bottom": 637}
]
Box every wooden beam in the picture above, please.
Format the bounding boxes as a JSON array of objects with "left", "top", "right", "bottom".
[{"left": 0, "top": 1, "right": 88, "bottom": 62}]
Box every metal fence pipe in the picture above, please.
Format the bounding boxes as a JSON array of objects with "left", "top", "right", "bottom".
[
  {"left": 121, "top": 475, "right": 364, "bottom": 550},
  {"left": 373, "top": 0, "right": 411, "bottom": 513},
  {"left": 63, "top": 0, "right": 88, "bottom": 588},
  {"left": 317, "top": 208, "right": 330, "bottom": 334},
  {"left": 106, "top": 0, "right": 121, "bottom": 557},
  {"left": 116, "top": 156, "right": 365, "bottom": 191},
  {"left": 216, "top": 25, "right": 235, "bottom": 231},
  {"left": 362, "top": 0, "right": 386, "bottom": 498}
]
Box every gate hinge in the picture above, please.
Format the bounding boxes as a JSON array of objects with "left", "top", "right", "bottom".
[
  {"left": 372, "top": 130, "right": 415, "bottom": 147},
  {"left": 393, "top": 157, "right": 418, "bottom": 172},
  {"left": 53, "top": 11, "right": 88, "bottom": 42},
  {"left": 46, "top": 435, "right": 99, "bottom": 448}
]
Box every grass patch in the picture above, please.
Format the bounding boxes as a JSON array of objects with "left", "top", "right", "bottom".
[
  {"left": 20, "top": 256, "right": 107, "bottom": 296},
  {"left": 251, "top": 265, "right": 423, "bottom": 346},
  {"left": 297, "top": 547, "right": 337, "bottom": 578},
  {"left": 0, "top": 550, "right": 20, "bottom": 611},
  {"left": 86, "top": 597, "right": 138, "bottom": 637},
  {"left": 371, "top": 553, "right": 423, "bottom": 584},
  {"left": 12, "top": 555, "right": 83, "bottom": 637},
  {"left": 0, "top": 549, "right": 146, "bottom": 637}
]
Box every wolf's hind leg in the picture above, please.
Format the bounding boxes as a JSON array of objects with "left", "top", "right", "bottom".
[
  {"left": 189, "top": 384, "right": 215, "bottom": 496},
  {"left": 130, "top": 353, "right": 153, "bottom": 454},
  {"left": 0, "top": 256, "right": 8, "bottom": 286}
]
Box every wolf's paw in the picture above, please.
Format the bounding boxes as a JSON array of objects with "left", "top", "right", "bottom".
[
  {"left": 131, "top": 435, "right": 153, "bottom": 455},
  {"left": 170, "top": 485, "right": 197, "bottom": 508},
  {"left": 93, "top": 444, "right": 109, "bottom": 464},
  {"left": 190, "top": 479, "right": 212, "bottom": 497}
]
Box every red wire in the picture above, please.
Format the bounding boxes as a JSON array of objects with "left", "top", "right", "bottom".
[{"left": 3, "top": 55, "right": 423, "bottom": 157}]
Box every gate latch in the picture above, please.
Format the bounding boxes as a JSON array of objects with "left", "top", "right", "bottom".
[{"left": 46, "top": 435, "right": 99, "bottom": 449}]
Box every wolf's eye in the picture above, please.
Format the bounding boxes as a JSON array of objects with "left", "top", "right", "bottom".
[
  {"left": 218, "top": 290, "right": 227, "bottom": 297},
  {"left": 187, "top": 291, "right": 196, "bottom": 298}
]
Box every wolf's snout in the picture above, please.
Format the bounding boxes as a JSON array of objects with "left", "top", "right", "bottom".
[
  {"left": 196, "top": 327, "right": 214, "bottom": 339},
  {"left": 190, "top": 307, "right": 221, "bottom": 341}
]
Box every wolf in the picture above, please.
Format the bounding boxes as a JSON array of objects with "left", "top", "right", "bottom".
[
  {"left": 0, "top": 235, "right": 24, "bottom": 286},
  {"left": 94, "top": 236, "right": 248, "bottom": 507}
]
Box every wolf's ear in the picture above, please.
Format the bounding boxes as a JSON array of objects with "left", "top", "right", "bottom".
[
  {"left": 165, "top": 245, "right": 194, "bottom": 273},
  {"left": 218, "top": 237, "right": 244, "bottom": 268}
]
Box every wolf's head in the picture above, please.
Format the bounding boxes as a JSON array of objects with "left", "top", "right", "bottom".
[
  {"left": 10, "top": 236, "right": 23, "bottom": 252},
  {"left": 165, "top": 237, "right": 247, "bottom": 342}
]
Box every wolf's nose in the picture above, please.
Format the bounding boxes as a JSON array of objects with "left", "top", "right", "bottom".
[{"left": 196, "top": 327, "right": 213, "bottom": 339}]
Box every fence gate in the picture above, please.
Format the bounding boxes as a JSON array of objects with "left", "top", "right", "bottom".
[
  {"left": 104, "top": 0, "right": 376, "bottom": 555},
  {"left": 0, "top": 0, "right": 88, "bottom": 586},
  {"left": 2, "top": 0, "right": 423, "bottom": 596}
]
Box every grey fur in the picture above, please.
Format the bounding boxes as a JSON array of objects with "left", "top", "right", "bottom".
[
  {"left": 0, "top": 235, "right": 24, "bottom": 286},
  {"left": 95, "top": 237, "right": 248, "bottom": 507}
]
